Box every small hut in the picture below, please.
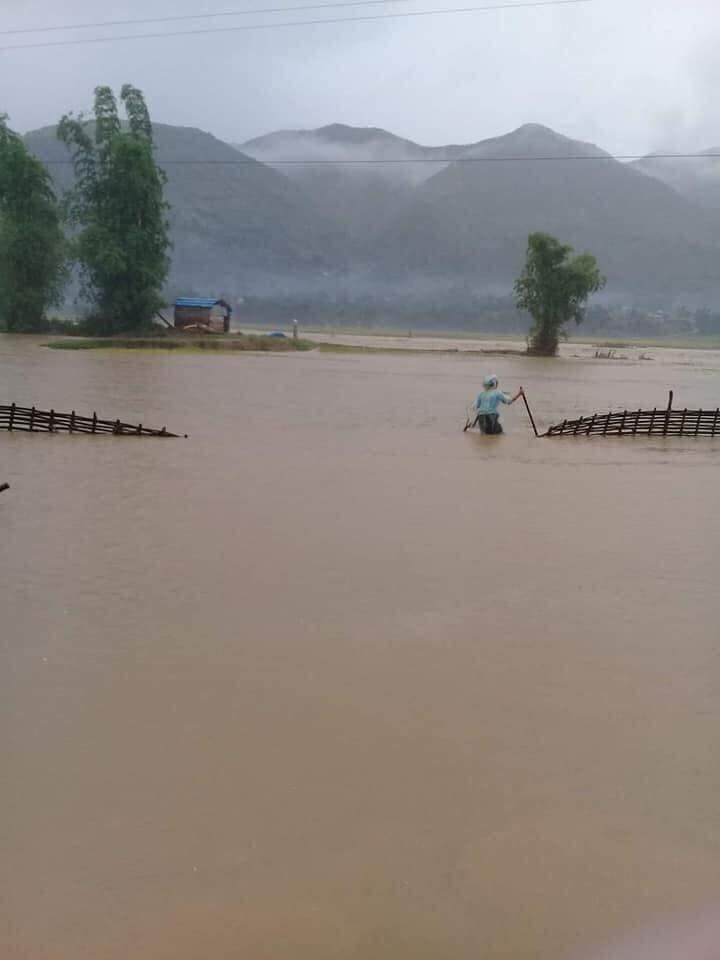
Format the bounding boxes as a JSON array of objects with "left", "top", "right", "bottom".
[{"left": 174, "top": 297, "right": 232, "bottom": 333}]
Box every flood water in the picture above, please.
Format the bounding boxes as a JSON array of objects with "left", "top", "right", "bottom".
[{"left": 2, "top": 335, "right": 720, "bottom": 960}]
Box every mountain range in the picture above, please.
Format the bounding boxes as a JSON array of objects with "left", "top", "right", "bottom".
[{"left": 24, "top": 120, "right": 720, "bottom": 306}]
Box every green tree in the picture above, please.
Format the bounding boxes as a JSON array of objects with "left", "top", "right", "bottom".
[
  {"left": 0, "top": 115, "right": 67, "bottom": 331},
  {"left": 58, "top": 85, "right": 169, "bottom": 334},
  {"left": 514, "top": 232, "right": 606, "bottom": 356}
]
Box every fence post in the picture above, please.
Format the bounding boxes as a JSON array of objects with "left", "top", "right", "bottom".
[{"left": 9, "top": 402, "right": 15, "bottom": 431}]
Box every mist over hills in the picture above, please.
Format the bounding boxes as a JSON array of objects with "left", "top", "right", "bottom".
[
  {"left": 24, "top": 123, "right": 343, "bottom": 295},
  {"left": 22, "top": 119, "right": 720, "bottom": 318},
  {"left": 242, "top": 121, "right": 720, "bottom": 303},
  {"left": 631, "top": 148, "right": 720, "bottom": 210},
  {"left": 374, "top": 124, "right": 720, "bottom": 297},
  {"left": 239, "top": 123, "right": 464, "bottom": 246}
]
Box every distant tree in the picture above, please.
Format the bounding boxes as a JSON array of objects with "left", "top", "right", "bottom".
[
  {"left": 514, "top": 232, "right": 605, "bottom": 356},
  {"left": 57, "top": 85, "right": 170, "bottom": 334},
  {"left": 0, "top": 115, "right": 67, "bottom": 331}
]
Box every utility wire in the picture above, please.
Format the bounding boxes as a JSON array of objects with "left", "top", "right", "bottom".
[
  {"left": 0, "top": 0, "right": 592, "bottom": 52},
  {"left": 36, "top": 153, "right": 720, "bottom": 164},
  {"left": 0, "top": 0, "right": 421, "bottom": 35}
]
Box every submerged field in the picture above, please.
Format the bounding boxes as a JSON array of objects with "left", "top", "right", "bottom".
[{"left": 2, "top": 334, "right": 720, "bottom": 960}]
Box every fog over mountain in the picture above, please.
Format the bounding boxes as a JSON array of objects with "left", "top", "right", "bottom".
[
  {"left": 631, "top": 149, "right": 720, "bottom": 210},
  {"left": 241, "top": 121, "right": 720, "bottom": 301},
  {"left": 371, "top": 123, "right": 720, "bottom": 297},
  {"left": 23, "top": 118, "right": 720, "bottom": 319},
  {"left": 239, "top": 124, "right": 464, "bottom": 249},
  {"left": 25, "top": 123, "right": 344, "bottom": 295}
]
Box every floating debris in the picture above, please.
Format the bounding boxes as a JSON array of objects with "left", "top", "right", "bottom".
[
  {"left": 0, "top": 403, "right": 183, "bottom": 437},
  {"left": 0, "top": 482, "right": 9, "bottom": 493}
]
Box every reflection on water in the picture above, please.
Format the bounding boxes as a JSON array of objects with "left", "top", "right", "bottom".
[{"left": 2, "top": 335, "right": 720, "bottom": 959}]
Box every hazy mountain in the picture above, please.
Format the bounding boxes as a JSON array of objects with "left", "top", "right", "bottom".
[
  {"left": 372, "top": 124, "right": 720, "bottom": 297},
  {"left": 631, "top": 148, "right": 720, "bottom": 210},
  {"left": 21, "top": 119, "right": 720, "bottom": 307},
  {"left": 240, "top": 122, "right": 464, "bottom": 169},
  {"left": 24, "top": 122, "right": 343, "bottom": 295},
  {"left": 238, "top": 123, "right": 465, "bottom": 245}
]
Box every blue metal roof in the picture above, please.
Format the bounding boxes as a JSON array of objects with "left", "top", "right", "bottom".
[{"left": 175, "top": 297, "right": 225, "bottom": 309}]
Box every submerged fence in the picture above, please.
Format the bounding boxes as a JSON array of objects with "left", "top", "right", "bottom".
[
  {"left": 544, "top": 391, "right": 720, "bottom": 438},
  {"left": 0, "top": 404, "right": 180, "bottom": 437}
]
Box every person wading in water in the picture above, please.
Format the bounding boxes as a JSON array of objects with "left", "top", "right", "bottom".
[{"left": 474, "top": 376, "right": 524, "bottom": 434}]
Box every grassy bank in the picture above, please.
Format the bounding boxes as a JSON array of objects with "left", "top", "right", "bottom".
[
  {"left": 316, "top": 342, "right": 527, "bottom": 356},
  {"left": 45, "top": 334, "right": 317, "bottom": 352},
  {"left": 42, "top": 333, "right": 526, "bottom": 357},
  {"left": 247, "top": 325, "right": 720, "bottom": 351}
]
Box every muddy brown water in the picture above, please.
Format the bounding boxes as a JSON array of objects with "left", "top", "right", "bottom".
[{"left": 2, "top": 335, "right": 720, "bottom": 960}]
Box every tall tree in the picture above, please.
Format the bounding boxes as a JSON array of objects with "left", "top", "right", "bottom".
[
  {"left": 58, "top": 85, "right": 170, "bottom": 334},
  {"left": 514, "top": 232, "right": 605, "bottom": 356},
  {"left": 0, "top": 115, "right": 66, "bottom": 331}
]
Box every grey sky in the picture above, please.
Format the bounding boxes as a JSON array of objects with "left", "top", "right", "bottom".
[{"left": 2, "top": 0, "right": 719, "bottom": 153}]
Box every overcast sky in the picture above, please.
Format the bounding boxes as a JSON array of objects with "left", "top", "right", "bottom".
[{"left": 2, "top": 0, "right": 719, "bottom": 153}]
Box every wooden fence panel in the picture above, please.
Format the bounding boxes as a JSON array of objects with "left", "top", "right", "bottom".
[{"left": 1, "top": 404, "right": 179, "bottom": 437}]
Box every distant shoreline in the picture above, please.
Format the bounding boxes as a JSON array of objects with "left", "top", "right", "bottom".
[
  {"left": 2, "top": 327, "right": 717, "bottom": 355},
  {"left": 240, "top": 325, "right": 720, "bottom": 352}
]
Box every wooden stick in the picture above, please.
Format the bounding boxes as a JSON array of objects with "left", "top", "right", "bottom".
[{"left": 521, "top": 392, "right": 539, "bottom": 438}]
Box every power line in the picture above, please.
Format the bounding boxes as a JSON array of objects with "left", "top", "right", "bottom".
[
  {"left": 37, "top": 153, "right": 720, "bottom": 164},
  {"left": 0, "top": 0, "right": 420, "bottom": 35},
  {"left": 0, "top": 0, "right": 592, "bottom": 52}
]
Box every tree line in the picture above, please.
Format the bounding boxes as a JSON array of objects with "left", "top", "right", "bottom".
[
  {"left": 1, "top": 83, "right": 607, "bottom": 354},
  {"left": 0, "top": 85, "right": 169, "bottom": 336}
]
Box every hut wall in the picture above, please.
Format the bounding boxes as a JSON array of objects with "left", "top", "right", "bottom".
[{"left": 174, "top": 305, "right": 212, "bottom": 328}]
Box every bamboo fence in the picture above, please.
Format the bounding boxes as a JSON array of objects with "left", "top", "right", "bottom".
[
  {"left": 544, "top": 391, "right": 719, "bottom": 438},
  {"left": 0, "top": 403, "right": 180, "bottom": 437}
]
